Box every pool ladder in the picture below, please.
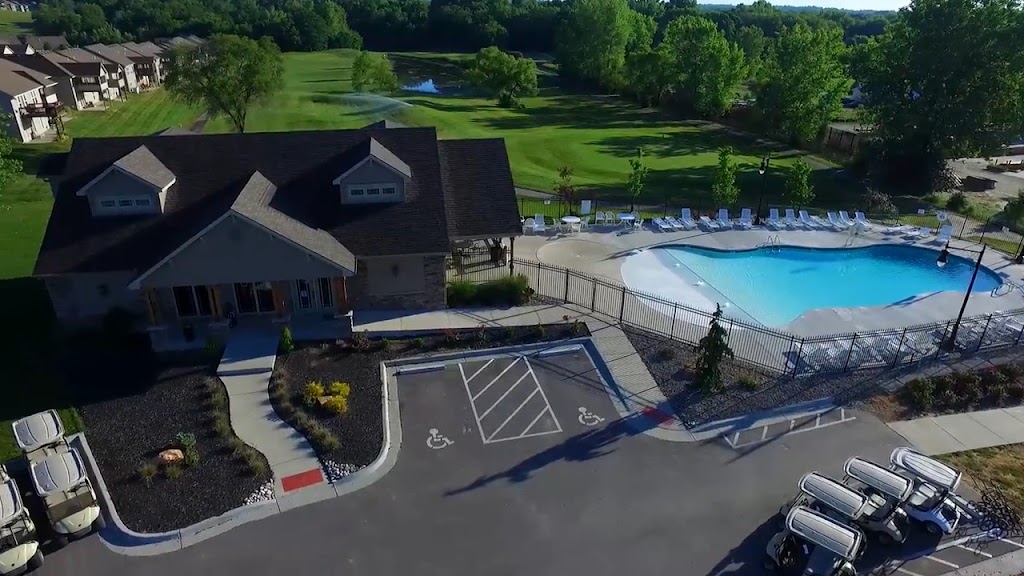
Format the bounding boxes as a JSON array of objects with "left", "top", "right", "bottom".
[{"left": 760, "top": 235, "right": 782, "bottom": 252}]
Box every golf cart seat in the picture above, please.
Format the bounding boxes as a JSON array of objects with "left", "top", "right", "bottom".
[
  {"left": 11, "top": 410, "right": 65, "bottom": 454},
  {"left": 844, "top": 457, "right": 914, "bottom": 519},
  {"left": 907, "top": 483, "right": 939, "bottom": 507}
]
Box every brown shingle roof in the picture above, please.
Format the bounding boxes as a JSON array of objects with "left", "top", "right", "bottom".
[
  {"left": 114, "top": 145, "right": 175, "bottom": 189},
  {"left": 34, "top": 127, "right": 518, "bottom": 276},
  {"left": 21, "top": 36, "right": 68, "bottom": 50},
  {"left": 0, "top": 58, "right": 47, "bottom": 96},
  {"left": 439, "top": 139, "right": 523, "bottom": 239},
  {"left": 2, "top": 53, "right": 73, "bottom": 79},
  {"left": 83, "top": 44, "right": 134, "bottom": 68}
]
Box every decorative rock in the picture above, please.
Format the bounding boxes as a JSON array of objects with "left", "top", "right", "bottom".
[
  {"left": 321, "top": 460, "right": 362, "bottom": 484},
  {"left": 157, "top": 449, "right": 184, "bottom": 464},
  {"left": 243, "top": 481, "right": 275, "bottom": 505}
]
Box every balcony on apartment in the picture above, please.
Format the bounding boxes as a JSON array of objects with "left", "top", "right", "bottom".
[{"left": 21, "top": 101, "right": 64, "bottom": 118}]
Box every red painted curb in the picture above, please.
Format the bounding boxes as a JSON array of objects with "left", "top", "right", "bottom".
[
  {"left": 280, "top": 468, "right": 324, "bottom": 492},
  {"left": 641, "top": 406, "right": 675, "bottom": 425}
]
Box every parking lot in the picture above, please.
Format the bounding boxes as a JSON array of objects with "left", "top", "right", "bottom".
[{"left": 32, "top": 345, "right": 1024, "bottom": 576}]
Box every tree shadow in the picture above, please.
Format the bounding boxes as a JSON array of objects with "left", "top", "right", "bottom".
[{"left": 443, "top": 412, "right": 654, "bottom": 496}]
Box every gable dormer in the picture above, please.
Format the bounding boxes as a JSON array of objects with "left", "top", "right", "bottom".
[
  {"left": 331, "top": 138, "right": 411, "bottom": 204},
  {"left": 75, "top": 145, "right": 176, "bottom": 217}
]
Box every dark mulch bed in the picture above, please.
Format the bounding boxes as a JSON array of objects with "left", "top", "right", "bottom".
[
  {"left": 271, "top": 322, "right": 589, "bottom": 466},
  {"left": 624, "top": 326, "right": 903, "bottom": 426},
  {"left": 76, "top": 339, "right": 271, "bottom": 533}
]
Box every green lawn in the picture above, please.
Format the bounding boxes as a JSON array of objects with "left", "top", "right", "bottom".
[
  {"left": 0, "top": 10, "right": 32, "bottom": 36},
  {"left": 207, "top": 50, "right": 861, "bottom": 213}
]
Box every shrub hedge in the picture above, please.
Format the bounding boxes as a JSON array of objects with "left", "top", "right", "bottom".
[{"left": 447, "top": 275, "right": 531, "bottom": 307}]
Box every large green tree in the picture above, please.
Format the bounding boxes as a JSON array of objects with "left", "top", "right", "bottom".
[
  {"left": 753, "top": 22, "right": 851, "bottom": 145},
  {"left": 853, "top": 0, "right": 1024, "bottom": 191},
  {"left": 783, "top": 159, "right": 815, "bottom": 209},
  {"left": 711, "top": 147, "right": 739, "bottom": 208},
  {"left": 466, "top": 46, "right": 538, "bottom": 107},
  {"left": 0, "top": 113, "right": 22, "bottom": 196},
  {"left": 351, "top": 51, "right": 400, "bottom": 93},
  {"left": 734, "top": 25, "right": 766, "bottom": 79},
  {"left": 659, "top": 15, "right": 746, "bottom": 117},
  {"left": 556, "top": 0, "right": 635, "bottom": 89},
  {"left": 165, "top": 34, "right": 284, "bottom": 134}
]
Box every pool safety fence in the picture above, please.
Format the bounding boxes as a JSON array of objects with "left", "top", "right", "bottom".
[{"left": 448, "top": 257, "right": 1024, "bottom": 377}]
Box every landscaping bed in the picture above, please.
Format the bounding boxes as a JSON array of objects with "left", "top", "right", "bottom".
[
  {"left": 78, "top": 343, "right": 271, "bottom": 533},
  {"left": 940, "top": 445, "right": 1024, "bottom": 518},
  {"left": 624, "top": 326, "right": 898, "bottom": 426},
  {"left": 270, "top": 321, "right": 588, "bottom": 475},
  {"left": 864, "top": 362, "right": 1024, "bottom": 422}
]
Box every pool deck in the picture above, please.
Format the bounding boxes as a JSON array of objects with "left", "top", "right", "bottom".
[{"left": 515, "top": 222, "right": 1024, "bottom": 337}]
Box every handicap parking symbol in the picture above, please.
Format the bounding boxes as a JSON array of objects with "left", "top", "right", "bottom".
[
  {"left": 577, "top": 407, "right": 604, "bottom": 427},
  {"left": 426, "top": 428, "right": 454, "bottom": 450}
]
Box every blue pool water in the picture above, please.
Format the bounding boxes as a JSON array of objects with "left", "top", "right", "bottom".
[{"left": 656, "top": 244, "right": 1003, "bottom": 327}]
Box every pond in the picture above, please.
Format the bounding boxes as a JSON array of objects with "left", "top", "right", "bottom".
[{"left": 402, "top": 79, "right": 441, "bottom": 94}]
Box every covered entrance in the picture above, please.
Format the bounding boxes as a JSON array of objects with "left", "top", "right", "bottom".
[{"left": 234, "top": 282, "right": 276, "bottom": 314}]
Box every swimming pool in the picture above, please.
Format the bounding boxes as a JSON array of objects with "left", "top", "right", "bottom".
[{"left": 645, "top": 244, "right": 1003, "bottom": 327}]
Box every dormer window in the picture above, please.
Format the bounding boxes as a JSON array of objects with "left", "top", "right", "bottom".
[
  {"left": 75, "top": 144, "right": 176, "bottom": 217},
  {"left": 94, "top": 194, "right": 158, "bottom": 216},
  {"left": 346, "top": 183, "right": 396, "bottom": 201}
]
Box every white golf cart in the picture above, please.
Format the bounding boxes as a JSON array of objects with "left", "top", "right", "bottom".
[
  {"left": 841, "top": 457, "right": 913, "bottom": 544},
  {"left": 781, "top": 472, "right": 907, "bottom": 545},
  {"left": 0, "top": 466, "right": 43, "bottom": 575},
  {"left": 889, "top": 447, "right": 962, "bottom": 535},
  {"left": 11, "top": 410, "right": 104, "bottom": 547},
  {"left": 766, "top": 505, "right": 864, "bottom": 576}
]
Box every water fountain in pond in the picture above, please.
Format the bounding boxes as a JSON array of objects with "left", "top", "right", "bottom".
[{"left": 402, "top": 79, "right": 441, "bottom": 94}]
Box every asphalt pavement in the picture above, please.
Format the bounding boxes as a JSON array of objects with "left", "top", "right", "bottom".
[{"left": 34, "top": 349, "right": 988, "bottom": 576}]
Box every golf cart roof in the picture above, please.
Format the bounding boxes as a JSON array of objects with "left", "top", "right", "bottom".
[
  {"left": 890, "top": 447, "right": 961, "bottom": 492},
  {"left": 11, "top": 409, "right": 64, "bottom": 452},
  {"left": 0, "top": 478, "right": 23, "bottom": 526},
  {"left": 799, "top": 472, "right": 870, "bottom": 520},
  {"left": 845, "top": 457, "right": 914, "bottom": 501},
  {"left": 30, "top": 447, "right": 87, "bottom": 497},
  {"left": 786, "top": 505, "right": 863, "bottom": 560}
]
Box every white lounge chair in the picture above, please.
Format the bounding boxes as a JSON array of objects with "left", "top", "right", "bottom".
[
  {"left": 738, "top": 208, "right": 753, "bottom": 229},
  {"left": 903, "top": 227, "right": 925, "bottom": 239},
  {"left": 680, "top": 208, "right": 697, "bottom": 229},
  {"left": 523, "top": 217, "right": 535, "bottom": 234},
  {"left": 593, "top": 211, "right": 605, "bottom": 225},
  {"left": 799, "top": 210, "right": 822, "bottom": 229},
  {"left": 533, "top": 214, "right": 547, "bottom": 234},
  {"left": 717, "top": 208, "right": 733, "bottom": 229},
  {"left": 810, "top": 214, "right": 831, "bottom": 229},
  {"left": 699, "top": 215, "right": 720, "bottom": 231},
  {"left": 827, "top": 212, "right": 850, "bottom": 230},
  {"left": 839, "top": 211, "right": 856, "bottom": 227},
  {"left": 766, "top": 208, "right": 782, "bottom": 229},
  {"left": 784, "top": 208, "right": 799, "bottom": 229},
  {"left": 633, "top": 217, "right": 644, "bottom": 231},
  {"left": 854, "top": 212, "right": 873, "bottom": 230},
  {"left": 651, "top": 217, "right": 673, "bottom": 232},
  {"left": 884, "top": 224, "right": 914, "bottom": 235},
  {"left": 664, "top": 216, "right": 686, "bottom": 230},
  {"left": 933, "top": 225, "right": 953, "bottom": 244}
]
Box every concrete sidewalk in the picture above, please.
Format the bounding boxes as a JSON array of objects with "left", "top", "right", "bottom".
[
  {"left": 889, "top": 406, "right": 1024, "bottom": 455},
  {"left": 355, "top": 304, "right": 682, "bottom": 431},
  {"left": 218, "top": 330, "right": 324, "bottom": 498}
]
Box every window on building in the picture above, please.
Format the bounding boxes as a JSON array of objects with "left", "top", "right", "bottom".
[
  {"left": 382, "top": 186, "right": 397, "bottom": 195},
  {"left": 349, "top": 187, "right": 365, "bottom": 196},
  {"left": 118, "top": 199, "right": 132, "bottom": 207},
  {"left": 99, "top": 199, "right": 115, "bottom": 208},
  {"left": 366, "top": 187, "right": 380, "bottom": 195},
  {"left": 173, "top": 285, "right": 213, "bottom": 318},
  {"left": 135, "top": 198, "right": 151, "bottom": 206}
]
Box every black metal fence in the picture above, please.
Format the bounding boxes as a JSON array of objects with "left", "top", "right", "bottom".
[
  {"left": 517, "top": 197, "right": 1024, "bottom": 256},
  {"left": 450, "top": 257, "right": 1024, "bottom": 377}
]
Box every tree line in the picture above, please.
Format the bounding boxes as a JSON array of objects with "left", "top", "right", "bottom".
[{"left": 32, "top": 0, "right": 892, "bottom": 54}]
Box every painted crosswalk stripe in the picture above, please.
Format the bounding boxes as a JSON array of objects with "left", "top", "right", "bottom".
[{"left": 472, "top": 358, "right": 520, "bottom": 401}]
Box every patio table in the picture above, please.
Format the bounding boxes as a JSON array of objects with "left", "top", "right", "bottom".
[
  {"left": 617, "top": 213, "right": 635, "bottom": 230},
  {"left": 560, "top": 216, "right": 581, "bottom": 224}
]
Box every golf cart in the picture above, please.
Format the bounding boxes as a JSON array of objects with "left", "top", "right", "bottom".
[
  {"left": 781, "top": 472, "right": 908, "bottom": 545},
  {"left": 889, "top": 447, "right": 962, "bottom": 535},
  {"left": 0, "top": 465, "right": 43, "bottom": 575},
  {"left": 841, "top": 457, "right": 913, "bottom": 544},
  {"left": 766, "top": 505, "right": 864, "bottom": 576},
  {"left": 11, "top": 410, "right": 104, "bottom": 546}
]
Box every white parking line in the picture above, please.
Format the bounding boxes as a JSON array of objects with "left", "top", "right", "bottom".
[
  {"left": 727, "top": 412, "right": 858, "bottom": 449},
  {"left": 463, "top": 358, "right": 495, "bottom": 385},
  {"left": 472, "top": 357, "right": 520, "bottom": 401},
  {"left": 956, "top": 544, "right": 993, "bottom": 558},
  {"left": 461, "top": 356, "right": 563, "bottom": 445},
  {"left": 893, "top": 566, "right": 925, "bottom": 576},
  {"left": 488, "top": 388, "right": 542, "bottom": 441},
  {"left": 922, "top": 555, "right": 959, "bottom": 569},
  {"left": 1001, "top": 538, "right": 1024, "bottom": 549},
  {"left": 479, "top": 371, "right": 530, "bottom": 420}
]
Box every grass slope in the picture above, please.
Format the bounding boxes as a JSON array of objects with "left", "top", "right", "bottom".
[
  {"left": 209, "top": 50, "right": 858, "bottom": 212},
  {"left": 0, "top": 10, "right": 32, "bottom": 36}
]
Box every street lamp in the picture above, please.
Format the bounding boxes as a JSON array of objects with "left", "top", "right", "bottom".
[
  {"left": 936, "top": 241, "right": 986, "bottom": 350},
  {"left": 754, "top": 153, "right": 771, "bottom": 226}
]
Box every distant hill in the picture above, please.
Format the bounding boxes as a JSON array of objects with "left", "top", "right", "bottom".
[{"left": 699, "top": 3, "right": 897, "bottom": 14}]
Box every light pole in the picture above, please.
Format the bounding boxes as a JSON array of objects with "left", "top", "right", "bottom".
[
  {"left": 936, "top": 241, "right": 986, "bottom": 350},
  {"left": 755, "top": 153, "right": 771, "bottom": 226}
]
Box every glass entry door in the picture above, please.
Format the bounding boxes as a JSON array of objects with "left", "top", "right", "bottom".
[
  {"left": 294, "top": 278, "right": 333, "bottom": 311},
  {"left": 234, "top": 282, "right": 276, "bottom": 314}
]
